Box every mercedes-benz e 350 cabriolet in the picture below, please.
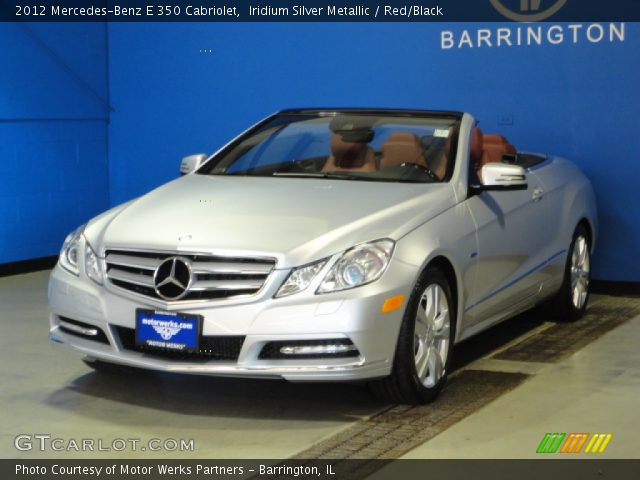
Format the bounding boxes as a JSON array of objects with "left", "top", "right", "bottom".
[{"left": 48, "top": 109, "right": 597, "bottom": 404}]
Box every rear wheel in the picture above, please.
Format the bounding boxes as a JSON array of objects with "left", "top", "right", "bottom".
[
  {"left": 370, "top": 267, "right": 455, "bottom": 404},
  {"left": 552, "top": 224, "right": 592, "bottom": 322}
]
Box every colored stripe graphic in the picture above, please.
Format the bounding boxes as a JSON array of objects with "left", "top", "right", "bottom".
[
  {"left": 538, "top": 433, "right": 612, "bottom": 454},
  {"left": 560, "top": 433, "right": 588, "bottom": 453},
  {"left": 573, "top": 433, "right": 589, "bottom": 453},
  {"left": 536, "top": 433, "right": 552, "bottom": 453},
  {"left": 537, "top": 433, "right": 565, "bottom": 453},
  {"left": 585, "top": 433, "right": 613, "bottom": 453}
]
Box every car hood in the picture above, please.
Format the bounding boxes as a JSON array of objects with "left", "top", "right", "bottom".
[{"left": 85, "top": 175, "right": 456, "bottom": 268}]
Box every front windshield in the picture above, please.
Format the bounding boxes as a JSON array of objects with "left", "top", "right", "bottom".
[{"left": 198, "top": 111, "right": 460, "bottom": 183}]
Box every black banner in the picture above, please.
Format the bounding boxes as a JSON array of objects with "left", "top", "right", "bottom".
[
  {"left": 1, "top": 0, "right": 640, "bottom": 22},
  {"left": 3, "top": 459, "right": 640, "bottom": 480}
]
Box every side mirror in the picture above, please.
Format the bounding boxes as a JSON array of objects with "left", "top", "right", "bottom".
[
  {"left": 471, "top": 163, "right": 528, "bottom": 193},
  {"left": 180, "top": 154, "right": 208, "bottom": 175}
]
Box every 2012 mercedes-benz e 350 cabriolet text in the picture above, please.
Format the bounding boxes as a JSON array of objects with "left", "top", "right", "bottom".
[{"left": 48, "top": 109, "right": 597, "bottom": 404}]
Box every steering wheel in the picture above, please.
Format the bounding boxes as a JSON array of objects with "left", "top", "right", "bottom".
[{"left": 398, "top": 162, "right": 439, "bottom": 181}]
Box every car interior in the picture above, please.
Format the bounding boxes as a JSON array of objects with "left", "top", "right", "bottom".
[{"left": 323, "top": 129, "right": 454, "bottom": 181}]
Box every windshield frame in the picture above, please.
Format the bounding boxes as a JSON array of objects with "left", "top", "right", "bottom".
[{"left": 197, "top": 109, "right": 463, "bottom": 183}]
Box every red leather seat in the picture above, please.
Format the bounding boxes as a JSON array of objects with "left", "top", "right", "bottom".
[
  {"left": 483, "top": 134, "right": 512, "bottom": 147},
  {"left": 380, "top": 132, "right": 426, "bottom": 168},
  {"left": 470, "top": 129, "right": 517, "bottom": 181},
  {"left": 482, "top": 134, "right": 517, "bottom": 164},
  {"left": 381, "top": 132, "right": 454, "bottom": 179},
  {"left": 323, "top": 133, "right": 376, "bottom": 173},
  {"left": 470, "top": 127, "right": 484, "bottom": 177}
]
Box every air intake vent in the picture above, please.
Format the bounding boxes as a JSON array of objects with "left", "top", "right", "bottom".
[{"left": 114, "top": 326, "right": 244, "bottom": 362}]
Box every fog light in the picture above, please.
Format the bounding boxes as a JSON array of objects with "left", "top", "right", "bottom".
[
  {"left": 58, "top": 319, "right": 99, "bottom": 337},
  {"left": 279, "top": 344, "right": 358, "bottom": 355},
  {"left": 259, "top": 339, "right": 360, "bottom": 359}
]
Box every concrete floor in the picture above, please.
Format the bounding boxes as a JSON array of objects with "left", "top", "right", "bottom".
[
  {"left": 400, "top": 314, "right": 640, "bottom": 459},
  {"left": 1, "top": 270, "right": 639, "bottom": 460}
]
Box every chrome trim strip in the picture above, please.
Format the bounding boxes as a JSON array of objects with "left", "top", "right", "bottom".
[
  {"left": 191, "top": 261, "right": 273, "bottom": 275},
  {"left": 102, "top": 246, "right": 277, "bottom": 264},
  {"left": 108, "top": 267, "right": 156, "bottom": 287},
  {"left": 190, "top": 279, "right": 265, "bottom": 291},
  {"left": 106, "top": 253, "right": 162, "bottom": 271}
]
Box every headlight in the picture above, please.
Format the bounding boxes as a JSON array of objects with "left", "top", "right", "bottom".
[
  {"left": 317, "top": 239, "right": 395, "bottom": 294},
  {"left": 275, "top": 259, "right": 327, "bottom": 298},
  {"left": 58, "top": 225, "right": 85, "bottom": 276},
  {"left": 84, "top": 242, "right": 103, "bottom": 285}
]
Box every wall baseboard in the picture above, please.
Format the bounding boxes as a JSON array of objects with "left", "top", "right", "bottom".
[
  {"left": 591, "top": 280, "right": 640, "bottom": 296},
  {"left": 0, "top": 256, "right": 58, "bottom": 278}
]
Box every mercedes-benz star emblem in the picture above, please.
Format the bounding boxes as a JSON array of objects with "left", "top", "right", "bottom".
[{"left": 153, "top": 257, "right": 192, "bottom": 300}]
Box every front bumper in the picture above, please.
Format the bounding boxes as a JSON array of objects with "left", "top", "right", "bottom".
[{"left": 48, "top": 258, "right": 415, "bottom": 381}]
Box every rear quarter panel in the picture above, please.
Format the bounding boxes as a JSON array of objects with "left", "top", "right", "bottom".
[{"left": 529, "top": 156, "right": 598, "bottom": 295}]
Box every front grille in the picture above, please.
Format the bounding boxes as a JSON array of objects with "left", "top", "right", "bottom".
[
  {"left": 114, "top": 326, "right": 244, "bottom": 362},
  {"left": 104, "top": 249, "right": 275, "bottom": 302},
  {"left": 58, "top": 317, "right": 109, "bottom": 344}
]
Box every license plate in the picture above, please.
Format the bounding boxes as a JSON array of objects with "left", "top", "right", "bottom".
[{"left": 135, "top": 309, "right": 201, "bottom": 352}]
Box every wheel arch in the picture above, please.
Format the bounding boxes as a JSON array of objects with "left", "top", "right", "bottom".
[
  {"left": 577, "top": 217, "right": 594, "bottom": 251},
  {"left": 423, "top": 254, "right": 462, "bottom": 343},
  {"left": 562, "top": 166, "right": 598, "bottom": 253}
]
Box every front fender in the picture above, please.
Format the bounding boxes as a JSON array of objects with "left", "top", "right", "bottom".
[{"left": 394, "top": 202, "right": 478, "bottom": 342}]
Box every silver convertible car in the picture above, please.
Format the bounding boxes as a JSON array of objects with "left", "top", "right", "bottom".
[{"left": 48, "top": 109, "right": 597, "bottom": 404}]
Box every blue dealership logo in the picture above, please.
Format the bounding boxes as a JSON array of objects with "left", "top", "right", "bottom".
[
  {"left": 490, "top": 0, "right": 568, "bottom": 21},
  {"left": 153, "top": 323, "right": 183, "bottom": 341}
]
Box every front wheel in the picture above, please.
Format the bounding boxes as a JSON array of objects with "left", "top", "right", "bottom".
[
  {"left": 552, "top": 224, "right": 592, "bottom": 322},
  {"left": 370, "top": 267, "right": 455, "bottom": 405}
]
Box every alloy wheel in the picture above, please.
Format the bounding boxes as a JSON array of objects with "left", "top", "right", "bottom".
[
  {"left": 570, "top": 235, "right": 590, "bottom": 310},
  {"left": 414, "top": 283, "right": 451, "bottom": 388}
]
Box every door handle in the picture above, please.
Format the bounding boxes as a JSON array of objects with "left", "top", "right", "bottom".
[{"left": 532, "top": 187, "right": 544, "bottom": 202}]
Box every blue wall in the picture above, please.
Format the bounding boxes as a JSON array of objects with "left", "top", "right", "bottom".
[
  {"left": 2, "top": 22, "right": 638, "bottom": 281},
  {"left": 107, "top": 22, "right": 640, "bottom": 282},
  {"left": 0, "top": 23, "right": 110, "bottom": 263}
]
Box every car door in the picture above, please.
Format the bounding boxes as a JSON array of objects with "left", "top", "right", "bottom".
[{"left": 464, "top": 169, "right": 552, "bottom": 326}]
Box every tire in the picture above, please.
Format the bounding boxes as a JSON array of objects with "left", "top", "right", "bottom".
[
  {"left": 370, "top": 266, "right": 455, "bottom": 405},
  {"left": 551, "top": 224, "right": 592, "bottom": 322}
]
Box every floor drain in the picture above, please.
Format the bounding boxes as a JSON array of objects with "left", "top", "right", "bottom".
[{"left": 293, "top": 370, "right": 528, "bottom": 461}]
